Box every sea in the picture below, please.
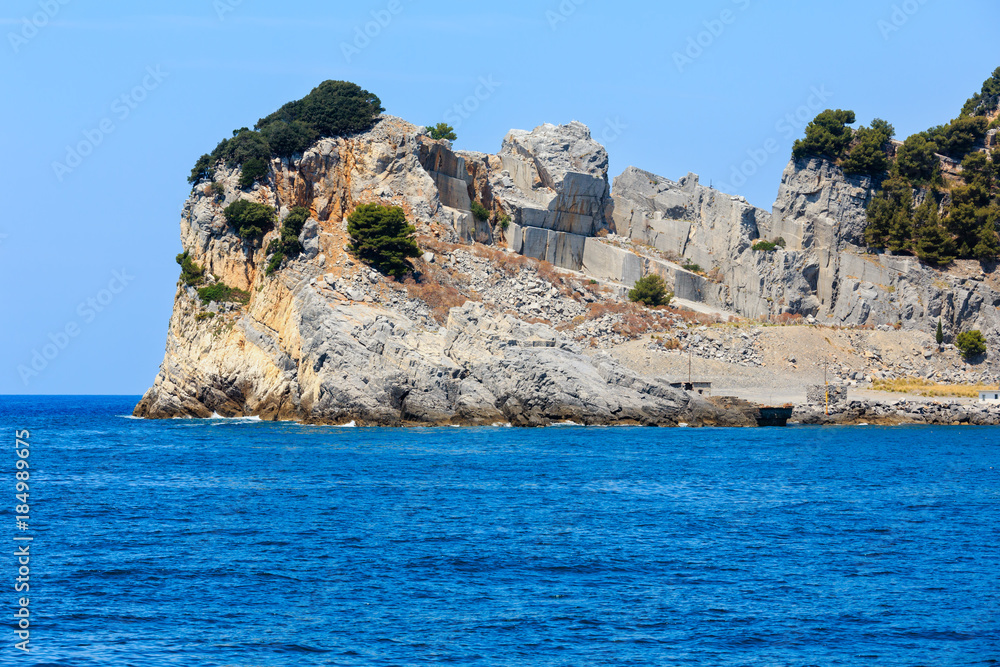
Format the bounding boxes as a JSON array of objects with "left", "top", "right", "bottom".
[{"left": 0, "top": 395, "right": 997, "bottom": 666}]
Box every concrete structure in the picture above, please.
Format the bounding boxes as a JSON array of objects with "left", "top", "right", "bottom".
[
  {"left": 670, "top": 381, "right": 712, "bottom": 396},
  {"left": 979, "top": 389, "right": 1000, "bottom": 403}
]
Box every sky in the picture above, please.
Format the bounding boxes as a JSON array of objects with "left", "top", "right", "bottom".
[{"left": 1, "top": 0, "right": 998, "bottom": 395}]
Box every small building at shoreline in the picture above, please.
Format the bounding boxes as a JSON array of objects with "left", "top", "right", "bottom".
[{"left": 979, "top": 389, "right": 1000, "bottom": 403}]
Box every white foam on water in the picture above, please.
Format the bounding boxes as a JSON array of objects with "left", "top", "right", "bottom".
[{"left": 208, "top": 413, "right": 263, "bottom": 422}]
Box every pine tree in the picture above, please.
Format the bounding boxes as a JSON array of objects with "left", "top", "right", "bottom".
[
  {"left": 915, "top": 224, "right": 956, "bottom": 266},
  {"left": 347, "top": 204, "right": 421, "bottom": 277},
  {"left": 911, "top": 192, "right": 940, "bottom": 241},
  {"left": 936, "top": 319, "right": 944, "bottom": 346},
  {"left": 864, "top": 196, "right": 893, "bottom": 249},
  {"left": 973, "top": 213, "right": 1000, "bottom": 260},
  {"left": 887, "top": 207, "right": 914, "bottom": 254}
]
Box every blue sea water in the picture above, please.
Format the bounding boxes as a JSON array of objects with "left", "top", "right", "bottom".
[{"left": 0, "top": 396, "right": 998, "bottom": 666}]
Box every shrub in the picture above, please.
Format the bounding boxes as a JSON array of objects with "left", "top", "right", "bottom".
[
  {"left": 427, "top": 123, "right": 457, "bottom": 141},
  {"left": 896, "top": 134, "right": 940, "bottom": 183},
  {"left": 842, "top": 118, "right": 895, "bottom": 177},
  {"left": 864, "top": 173, "right": 914, "bottom": 250},
  {"left": 914, "top": 223, "right": 956, "bottom": 266},
  {"left": 213, "top": 128, "right": 271, "bottom": 168},
  {"left": 681, "top": 263, "right": 702, "bottom": 273},
  {"left": 752, "top": 240, "right": 780, "bottom": 252},
  {"left": 176, "top": 251, "right": 204, "bottom": 286},
  {"left": 238, "top": 156, "right": 270, "bottom": 189},
  {"left": 195, "top": 312, "right": 216, "bottom": 322},
  {"left": 498, "top": 214, "right": 511, "bottom": 230},
  {"left": 259, "top": 119, "right": 317, "bottom": 158},
  {"left": 207, "top": 182, "right": 226, "bottom": 200},
  {"left": 265, "top": 252, "right": 285, "bottom": 276},
  {"left": 470, "top": 201, "right": 490, "bottom": 222},
  {"left": 962, "top": 67, "right": 1000, "bottom": 117},
  {"left": 189, "top": 154, "right": 213, "bottom": 185},
  {"left": 628, "top": 274, "right": 670, "bottom": 307},
  {"left": 926, "top": 116, "right": 989, "bottom": 160},
  {"left": 955, "top": 330, "right": 987, "bottom": 360},
  {"left": 223, "top": 200, "right": 276, "bottom": 240},
  {"left": 347, "top": 203, "right": 421, "bottom": 277},
  {"left": 264, "top": 206, "right": 310, "bottom": 276},
  {"left": 197, "top": 282, "right": 250, "bottom": 305},
  {"left": 792, "top": 109, "right": 856, "bottom": 161},
  {"left": 399, "top": 271, "right": 469, "bottom": 324},
  {"left": 256, "top": 80, "right": 384, "bottom": 139}
]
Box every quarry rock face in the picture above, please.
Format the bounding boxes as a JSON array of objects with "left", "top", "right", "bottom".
[
  {"left": 484, "top": 121, "right": 614, "bottom": 271},
  {"left": 610, "top": 158, "right": 1000, "bottom": 345}
]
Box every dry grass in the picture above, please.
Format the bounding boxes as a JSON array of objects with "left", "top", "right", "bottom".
[
  {"left": 396, "top": 262, "right": 479, "bottom": 324},
  {"left": 580, "top": 302, "right": 677, "bottom": 338},
  {"left": 872, "top": 377, "right": 996, "bottom": 398}
]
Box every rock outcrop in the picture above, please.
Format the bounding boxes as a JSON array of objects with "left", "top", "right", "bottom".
[
  {"left": 610, "top": 159, "right": 1000, "bottom": 350},
  {"left": 477, "top": 121, "right": 614, "bottom": 271},
  {"left": 138, "top": 110, "right": 1000, "bottom": 426},
  {"left": 610, "top": 167, "right": 820, "bottom": 318},
  {"left": 135, "top": 116, "right": 728, "bottom": 426}
]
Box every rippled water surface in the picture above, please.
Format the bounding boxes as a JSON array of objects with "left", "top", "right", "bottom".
[{"left": 1, "top": 396, "right": 998, "bottom": 666}]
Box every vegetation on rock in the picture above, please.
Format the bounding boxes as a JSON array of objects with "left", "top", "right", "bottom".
[
  {"left": 427, "top": 123, "right": 457, "bottom": 141},
  {"left": 844, "top": 67, "right": 1000, "bottom": 264},
  {"left": 470, "top": 201, "right": 490, "bottom": 222},
  {"left": 955, "top": 330, "right": 987, "bottom": 360},
  {"left": 842, "top": 119, "right": 895, "bottom": 177},
  {"left": 752, "top": 238, "right": 786, "bottom": 252},
  {"left": 223, "top": 200, "right": 276, "bottom": 241},
  {"left": 961, "top": 67, "right": 1000, "bottom": 117},
  {"left": 176, "top": 251, "right": 204, "bottom": 286},
  {"left": 792, "top": 109, "right": 857, "bottom": 163},
  {"left": 347, "top": 203, "right": 421, "bottom": 278},
  {"left": 257, "top": 80, "right": 383, "bottom": 140},
  {"left": 188, "top": 80, "right": 383, "bottom": 188},
  {"left": 628, "top": 274, "right": 671, "bottom": 307},
  {"left": 197, "top": 281, "right": 250, "bottom": 306},
  {"left": 265, "top": 207, "right": 310, "bottom": 276}
]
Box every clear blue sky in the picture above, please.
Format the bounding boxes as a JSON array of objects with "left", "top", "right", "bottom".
[{"left": 2, "top": 0, "right": 997, "bottom": 395}]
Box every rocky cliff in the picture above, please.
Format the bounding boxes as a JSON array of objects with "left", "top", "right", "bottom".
[
  {"left": 609, "top": 158, "right": 1000, "bottom": 352},
  {"left": 137, "top": 110, "right": 999, "bottom": 425},
  {"left": 135, "top": 117, "right": 729, "bottom": 426}
]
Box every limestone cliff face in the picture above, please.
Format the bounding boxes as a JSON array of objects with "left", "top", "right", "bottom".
[
  {"left": 609, "top": 158, "right": 1000, "bottom": 348},
  {"left": 771, "top": 158, "right": 1000, "bottom": 343},
  {"left": 485, "top": 122, "right": 614, "bottom": 271},
  {"left": 610, "top": 167, "right": 820, "bottom": 319},
  {"left": 134, "top": 117, "right": 715, "bottom": 426}
]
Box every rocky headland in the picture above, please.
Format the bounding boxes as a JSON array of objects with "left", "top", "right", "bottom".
[{"left": 135, "top": 84, "right": 1000, "bottom": 427}]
